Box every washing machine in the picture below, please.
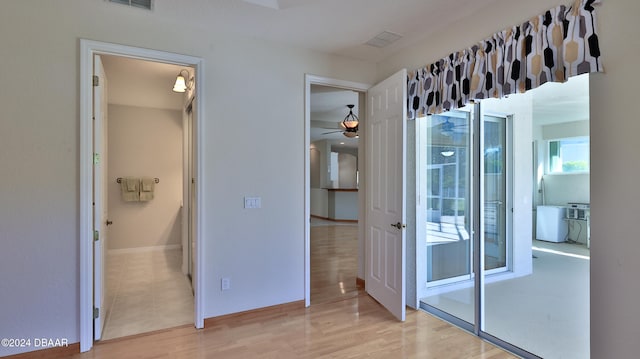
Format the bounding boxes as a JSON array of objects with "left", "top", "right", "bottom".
[{"left": 536, "top": 205, "right": 568, "bottom": 242}]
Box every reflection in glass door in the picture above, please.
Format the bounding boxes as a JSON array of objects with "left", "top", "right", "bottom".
[
  {"left": 422, "top": 107, "right": 475, "bottom": 325},
  {"left": 483, "top": 115, "right": 508, "bottom": 272}
]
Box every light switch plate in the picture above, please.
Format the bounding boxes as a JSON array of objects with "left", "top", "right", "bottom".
[{"left": 244, "top": 196, "right": 261, "bottom": 209}]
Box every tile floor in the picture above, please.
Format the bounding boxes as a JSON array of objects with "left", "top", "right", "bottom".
[{"left": 102, "top": 248, "right": 194, "bottom": 340}]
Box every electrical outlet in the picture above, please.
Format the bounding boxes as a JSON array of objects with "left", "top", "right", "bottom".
[{"left": 221, "top": 277, "right": 231, "bottom": 291}]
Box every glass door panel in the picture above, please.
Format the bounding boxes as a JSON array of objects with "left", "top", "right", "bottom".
[
  {"left": 423, "top": 108, "right": 474, "bottom": 325},
  {"left": 483, "top": 116, "right": 507, "bottom": 271}
]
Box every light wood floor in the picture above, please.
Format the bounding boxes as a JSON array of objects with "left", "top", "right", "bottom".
[
  {"left": 66, "top": 223, "right": 514, "bottom": 358},
  {"left": 310, "top": 222, "right": 360, "bottom": 304},
  {"left": 73, "top": 291, "right": 513, "bottom": 359}
]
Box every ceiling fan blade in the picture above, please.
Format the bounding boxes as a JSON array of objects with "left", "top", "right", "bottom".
[
  {"left": 321, "top": 130, "right": 343, "bottom": 135},
  {"left": 311, "top": 120, "right": 344, "bottom": 129}
]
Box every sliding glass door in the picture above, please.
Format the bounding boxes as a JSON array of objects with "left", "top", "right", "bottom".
[
  {"left": 420, "top": 105, "right": 512, "bottom": 329},
  {"left": 418, "top": 77, "right": 590, "bottom": 358}
]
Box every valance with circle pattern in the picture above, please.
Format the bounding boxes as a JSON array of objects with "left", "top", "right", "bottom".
[{"left": 407, "top": 0, "right": 604, "bottom": 119}]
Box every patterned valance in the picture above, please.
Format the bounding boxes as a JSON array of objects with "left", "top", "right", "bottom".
[{"left": 407, "top": 0, "right": 604, "bottom": 119}]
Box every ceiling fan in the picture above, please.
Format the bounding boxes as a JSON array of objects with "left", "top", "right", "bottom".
[
  {"left": 321, "top": 104, "right": 359, "bottom": 138},
  {"left": 435, "top": 117, "right": 467, "bottom": 137}
]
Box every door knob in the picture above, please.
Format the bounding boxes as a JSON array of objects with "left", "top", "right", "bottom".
[
  {"left": 106, "top": 220, "right": 113, "bottom": 226},
  {"left": 390, "top": 222, "right": 406, "bottom": 229}
]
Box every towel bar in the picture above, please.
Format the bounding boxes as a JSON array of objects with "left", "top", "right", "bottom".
[{"left": 116, "top": 177, "right": 159, "bottom": 184}]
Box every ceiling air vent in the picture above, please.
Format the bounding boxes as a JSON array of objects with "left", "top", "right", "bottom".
[
  {"left": 365, "top": 31, "right": 402, "bottom": 48},
  {"left": 108, "top": 0, "right": 153, "bottom": 11}
]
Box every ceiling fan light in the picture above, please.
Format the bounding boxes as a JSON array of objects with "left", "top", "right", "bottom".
[
  {"left": 441, "top": 150, "right": 455, "bottom": 157},
  {"left": 342, "top": 104, "right": 359, "bottom": 130},
  {"left": 343, "top": 131, "right": 358, "bottom": 138},
  {"left": 343, "top": 118, "right": 358, "bottom": 129}
]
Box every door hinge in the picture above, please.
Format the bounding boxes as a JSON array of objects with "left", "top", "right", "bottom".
[
  {"left": 93, "top": 75, "right": 99, "bottom": 87},
  {"left": 93, "top": 307, "right": 99, "bottom": 319},
  {"left": 94, "top": 230, "right": 99, "bottom": 242},
  {"left": 93, "top": 153, "right": 100, "bottom": 165}
]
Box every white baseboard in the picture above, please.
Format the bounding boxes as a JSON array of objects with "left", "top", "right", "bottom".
[{"left": 108, "top": 244, "right": 182, "bottom": 255}]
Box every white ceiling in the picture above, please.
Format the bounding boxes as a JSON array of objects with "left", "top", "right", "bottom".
[
  {"left": 142, "top": 0, "right": 503, "bottom": 63},
  {"left": 531, "top": 74, "right": 590, "bottom": 126},
  {"left": 100, "top": 55, "right": 187, "bottom": 111}
]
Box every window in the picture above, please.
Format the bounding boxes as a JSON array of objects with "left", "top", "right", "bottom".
[{"left": 548, "top": 137, "right": 589, "bottom": 173}]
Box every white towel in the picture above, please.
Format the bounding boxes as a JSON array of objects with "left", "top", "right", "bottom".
[
  {"left": 121, "top": 177, "right": 140, "bottom": 202},
  {"left": 139, "top": 177, "right": 155, "bottom": 201}
]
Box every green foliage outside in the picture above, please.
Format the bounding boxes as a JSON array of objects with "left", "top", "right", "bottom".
[{"left": 563, "top": 161, "right": 589, "bottom": 172}]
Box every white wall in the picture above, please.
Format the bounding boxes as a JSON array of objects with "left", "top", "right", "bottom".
[
  {"left": 310, "top": 141, "right": 329, "bottom": 218},
  {"left": 589, "top": 3, "right": 640, "bottom": 357},
  {"left": 377, "top": 1, "right": 640, "bottom": 357},
  {"left": 0, "top": 1, "right": 376, "bottom": 355},
  {"left": 541, "top": 174, "right": 590, "bottom": 205},
  {"left": 107, "top": 105, "right": 183, "bottom": 250},
  {"left": 542, "top": 120, "right": 589, "bottom": 140},
  {"left": 312, "top": 140, "right": 332, "bottom": 188},
  {"left": 310, "top": 188, "right": 328, "bottom": 218},
  {"left": 328, "top": 190, "right": 358, "bottom": 220},
  {"left": 338, "top": 153, "right": 358, "bottom": 188},
  {"left": 310, "top": 147, "right": 321, "bottom": 188}
]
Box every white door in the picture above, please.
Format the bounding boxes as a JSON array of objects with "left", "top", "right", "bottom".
[
  {"left": 93, "top": 55, "right": 108, "bottom": 340},
  {"left": 365, "top": 69, "right": 407, "bottom": 321}
]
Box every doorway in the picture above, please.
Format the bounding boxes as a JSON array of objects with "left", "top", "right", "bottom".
[
  {"left": 304, "top": 75, "right": 369, "bottom": 306},
  {"left": 79, "top": 39, "right": 205, "bottom": 352},
  {"left": 97, "top": 54, "right": 194, "bottom": 340},
  {"left": 305, "top": 70, "right": 413, "bottom": 321}
]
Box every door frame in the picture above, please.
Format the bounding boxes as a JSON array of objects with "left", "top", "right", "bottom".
[
  {"left": 79, "top": 39, "right": 206, "bottom": 352},
  {"left": 481, "top": 112, "right": 513, "bottom": 275},
  {"left": 303, "top": 74, "right": 369, "bottom": 306}
]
